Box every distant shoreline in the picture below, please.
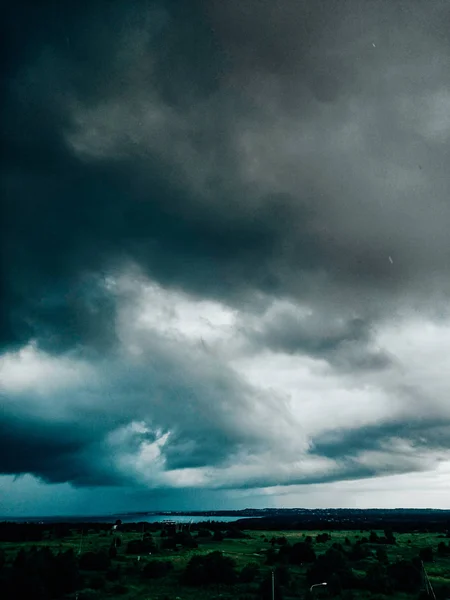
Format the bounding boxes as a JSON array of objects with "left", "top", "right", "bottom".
[{"left": 2, "top": 507, "right": 450, "bottom": 524}]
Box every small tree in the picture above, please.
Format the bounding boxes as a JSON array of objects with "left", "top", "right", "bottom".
[
  {"left": 438, "top": 541, "right": 449, "bottom": 555},
  {"left": 79, "top": 551, "right": 111, "bottom": 571},
  {"left": 290, "top": 542, "right": 316, "bottom": 564},
  {"left": 376, "top": 547, "right": 388, "bottom": 563},
  {"left": 240, "top": 562, "right": 260, "bottom": 583},
  {"left": 142, "top": 560, "right": 173, "bottom": 579},
  {"left": 184, "top": 551, "right": 237, "bottom": 586},
  {"left": 419, "top": 547, "right": 433, "bottom": 563}
]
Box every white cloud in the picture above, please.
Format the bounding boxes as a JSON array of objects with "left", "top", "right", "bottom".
[{"left": 0, "top": 342, "right": 92, "bottom": 394}]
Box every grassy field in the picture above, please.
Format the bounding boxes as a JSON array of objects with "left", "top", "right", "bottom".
[{"left": 1, "top": 526, "right": 450, "bottom": 599}]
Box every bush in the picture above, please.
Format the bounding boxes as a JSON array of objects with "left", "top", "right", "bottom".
[
  {"left": 266, "top": 547, "right": 277, "bottom": 565},
  {"left": 110, "top": 583, "right": 128, "bottom": 595},
  {"left": 126, "top": 538, "right": 156, "bottom": 555},
  {"left": 260, "top": 572, "right": 283, "bottom": 600},
  {"left": 87, "top": 573, "right": 106, "bottom": 590},
  {"left": 438, "top": 541, "right": 449, "bottom": 555},
  {"left": 289, "top": 542, "right": 316, "bottom": 564},
  {"left": 376, "top": 547, "right": 388, "bottom": 563},
  {"left": 161, "top": 537, "right": 177, "bottom": 550},
  {"left": 307, "top": 549, "right": 354, "bottom": 591},
  {"left": 419, "top": 547, "right": 433, "bottom": 562},
  {"left": 276, "top": 536, "right": 288, "bottom": 545},
  {"left": 197, "top": 528, "right": 212, "bottom": 538},
  {"left": 387, "top": 560, "right": 422, "bottom": 593},
  {"left": 225, "top": 528, "right": 248, "bottom": 539},
  {"left": 106, "top": 565, "right": 121, "bottom": 581},
  {"left": 142, "top": 560, "right": 173, "bottom": 579},
  {"left": 184, "top": 551, "right": 237, "bottom": 585},
  {"left": 275, "top": 564, "right": 291, "bottom": 586},
  {"left": 364, "top": 563, "right": 391, "bottom": 594},
  {"left": 77, "top": 589, "right": 102, "bottom": 600},
  {"left": 240, "top": 562, "right": 260, "bottom": 583},
  {"left": 79, "top": 551, "right": 110, "bottom": 571}
]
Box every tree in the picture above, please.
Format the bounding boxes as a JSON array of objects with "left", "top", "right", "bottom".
[
  {"left": 438, "top": 541, "right": 449, "bottom": 555},
  {"left": 387, "top": 560, "right": 422, "bottom": 593},
  {"left": 376, "top": 547, "right": 388, "bottom": 563},
  {"left": 260, "top": 572, "right": 283, "bottom": 600},
  {"left": 239, "top": 562, "right": 260, "bottom": 583},
  {"left": 289, "top": 542, "right": 316, "bottom": 564},
  {"left": 266, "top": 547, "right": 277, "bottom": 565},
  {"left": 184, "top": 551, "right": 237, "bottom": 586},
  {"left": 161, "top": 537, "right": 177, "bottom": 550},
  {"left": 348, "top": 541, "right": 370, "bottom": 561},
  {"left": 364, "top": 563, "right": 391, "bottom": 594},
  {"left": 369, "top": 531, "right": 379, "bottom": 544},
  {"left": 275, "top": 564, "right": 291, "bottom": 586},
  {"left": 142, "top": 560, "right": 173, "bottom": 579},
  {"left": 197, "top": 528, "right": 212, "bottom": 538},
  {"left": 384, "top": 528, "right": 396, "bottom": 544},
  {"left": 419, "top": 547, "right": 433, "bottom": 563},
  {"left": 126, "top": 538, "right": 156, "bottom": 555},
  {"left": 79, "top": 551, "right": 110, "bottom": 571},
  {"left": 307, "top": 548, "right": 353, "bottom": 591}
]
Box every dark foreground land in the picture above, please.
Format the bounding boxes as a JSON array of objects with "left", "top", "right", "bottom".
[{"left": 1, "top": 509, "right": 450, "bottom": 600}]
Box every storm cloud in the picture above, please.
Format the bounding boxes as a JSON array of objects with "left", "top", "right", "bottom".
[{"left": 2, "top": 0, "right": 450, "bottom": 513}]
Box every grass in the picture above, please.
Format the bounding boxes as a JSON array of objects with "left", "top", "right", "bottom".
[{"left": 2, "top": 527, "right": 450, "bottom": 599}]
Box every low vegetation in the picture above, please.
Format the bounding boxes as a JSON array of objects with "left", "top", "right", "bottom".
[{"left": 1, "top": 518, "right": 450, "bottom": 599}]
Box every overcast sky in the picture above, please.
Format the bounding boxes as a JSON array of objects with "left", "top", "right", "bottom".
[{"left": 2, "top": 0, "right": 450, "bottom": 516}]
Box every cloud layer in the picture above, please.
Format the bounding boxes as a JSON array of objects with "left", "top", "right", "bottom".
[{"left": 2, "top": 0, "right": 450, "bottom": 512}]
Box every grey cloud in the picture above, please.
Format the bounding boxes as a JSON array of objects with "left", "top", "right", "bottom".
[
  {"left": 0, "top": 334, "right": 293, "bottom": 486},
  {"left": 245, "top": 310, "right": 394, "bottom": 371},
  {"left": 2, "top": 0, "right": 450, "bottom": 507},
  {"left": 310, "top": 419, "right": 450, "bottom": 463},
  {"left": 2, "top": 0, "right": 450, "bottom": 354}
]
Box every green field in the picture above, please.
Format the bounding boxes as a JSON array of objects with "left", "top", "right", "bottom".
[{"left": 1, "top": 525, "right": 450, "bottom": 599}]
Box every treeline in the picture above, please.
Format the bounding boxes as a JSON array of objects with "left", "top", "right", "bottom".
[
  {"left": 236, "top": 515, "right": 450, "bottom": 533},
  {"left": 0, "top": 520, "right": 249, "bottom": 543}
]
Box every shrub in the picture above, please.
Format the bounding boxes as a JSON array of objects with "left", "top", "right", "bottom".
[
  {"left": 289, "top": 542, "right": 316, "bottom": 564},
  {"left": 240, "top": 562, "right": 260, "bottom": 583},
  {"left": 79, "top": 551, "right": 110, "bottom": 571},
  {"left": 419, "top": 547, "right": 433, "bottom": 562},
  {"left": 184, "top": 551, "right": 237, "bottom": 585},
  {"left": 142, "top": 560, "right": 173, "bottom": 579},
  {"left": 126, "top": 538, "right": 156, "bottom": 555}
]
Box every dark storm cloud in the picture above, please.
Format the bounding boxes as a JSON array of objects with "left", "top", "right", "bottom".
[
  {"left": 246, "top": 311, "right": 394, "bottom": 371},
  {"left": 2, "top": 0, "right": 450, "bottom": 353},
  {"left": 2, "top": 0, "right": 450, "bottom": 500},
  {"left": 0, "top": 335, "right": 293, "bottom": 486},
  {"left": 311, "top": 419, "right": 450, "bottom": 459}
]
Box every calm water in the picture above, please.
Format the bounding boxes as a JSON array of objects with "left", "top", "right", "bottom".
[
  {"left": 119, "top": 515, "right": 245, "bottom": 524},
  {"left": 0, "top": 514, "right": 251, "bottom": 524}
]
